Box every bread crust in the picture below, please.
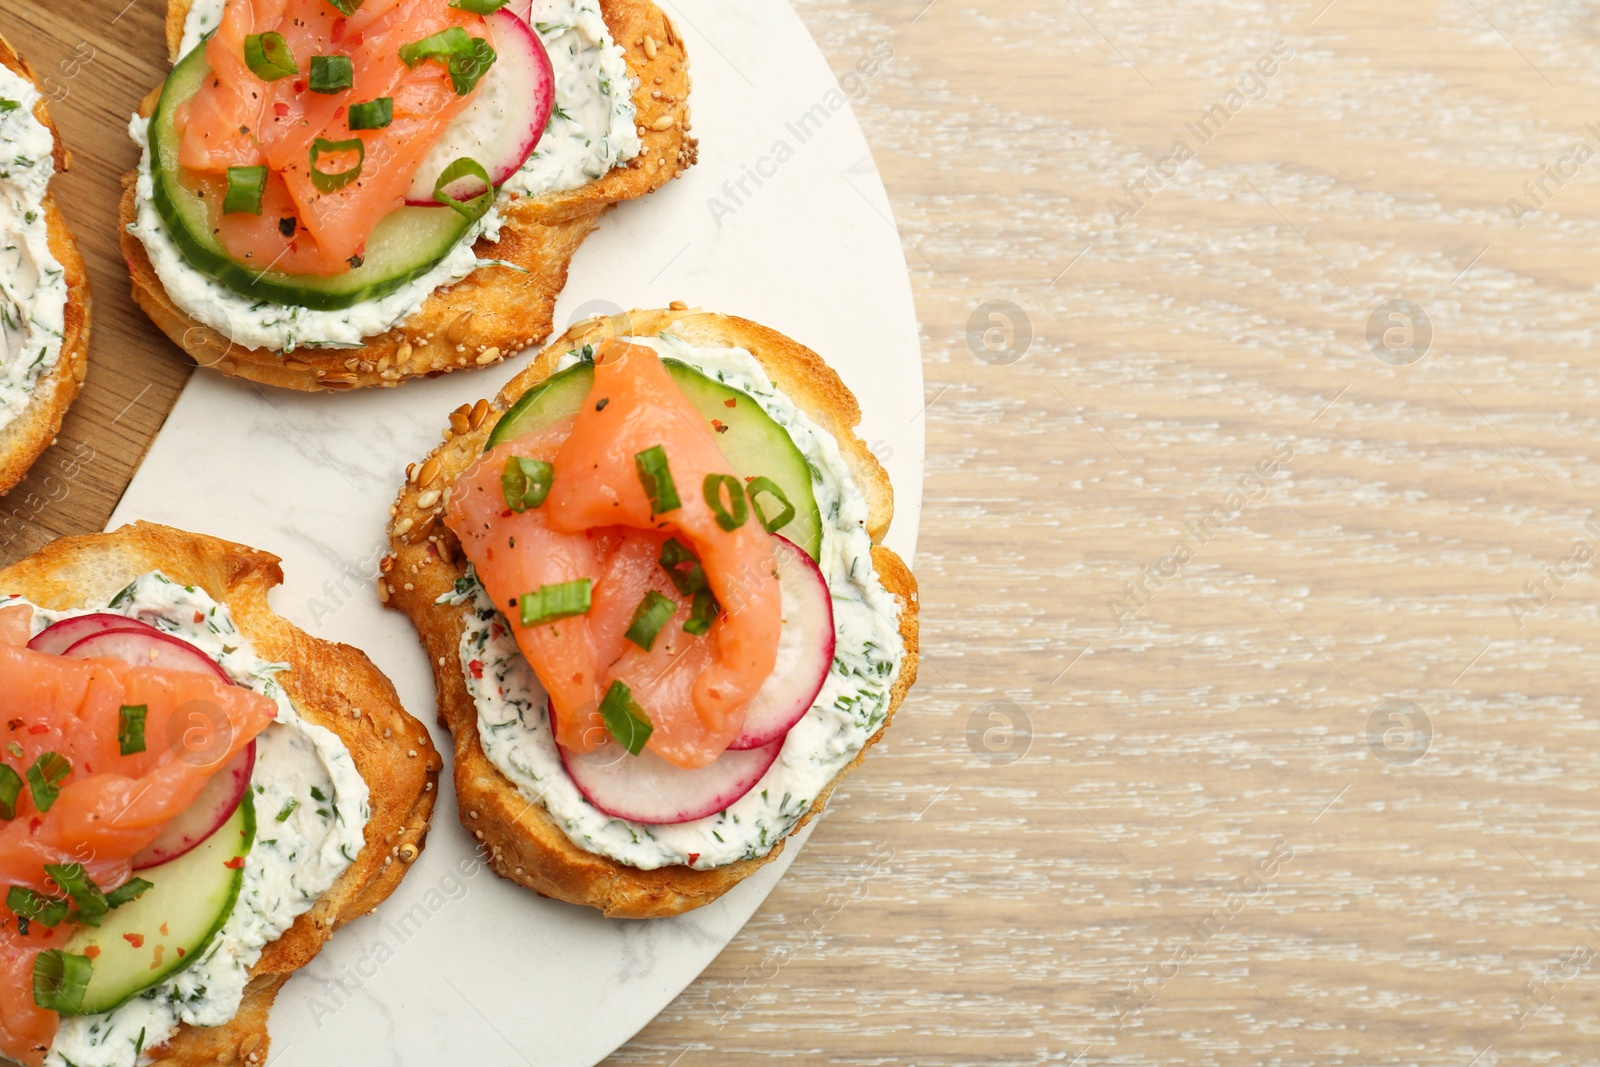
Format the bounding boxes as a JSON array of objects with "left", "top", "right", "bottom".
[
  {"left": 122, "top": 0, "right": 696, "bottom": 392},
  {"left": 383, "top": 308, "right": 919, "bottom": 918},
  {"left": 0, "top": 37, "right": 90, "bottom": 497},
  {"left": 0, "top": 522, "right": 443, "bottom": 1065}
]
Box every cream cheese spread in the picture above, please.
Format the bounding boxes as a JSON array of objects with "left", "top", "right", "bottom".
[{"left": 0, "top": 69, "right": 67, "bottom": 436}]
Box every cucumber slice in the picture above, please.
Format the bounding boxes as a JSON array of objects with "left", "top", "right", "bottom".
[
  {"left": 147, "top": 45, "right": 474, "bottom": 312},
  {"left": 62, "top": 791, "right": 254, "bottom": 1016},
  {"left": 488, "top": 358, "right": 824, "bottom": 558}
]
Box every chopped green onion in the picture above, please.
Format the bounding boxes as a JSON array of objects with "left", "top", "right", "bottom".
[
  {"left": 447, "top": 36, "right": 496, "bottom": 95},
  {"left": 309, "top": 136, "right": 364, "bottom": 193},
  {"left": 519, "top": 579, "right": 592, "bottom": 627},
  {"left": 44, "top": 864, "right": 108, "bottom": 929},
  {"left": 0, "top": 100, "right": 19, "bottom": 113},
  {"left": 624, "top": 591, "right": 677, "bottom": 651},
  {"left": 276, "top": 797, "right": 300, "bottom": 822},
  {"left": 658, "top": 538, "right": 707, "bottom": 596},
  {"left": 399, "top": 26, "right": 472, "bottom": 68},
  {"left": 243, "top": 32, "right": 297, "bottom": 81},
  {"left": 432, "top": 156, "right": 493, "bottom": 220},
  {"left": 635, "top": 445, "right": 681, "bottom": 514},
  {"left": 26, "top": 753, "right": 70, "bottom": 814},
  {"left": 7, "top": 886, "right": 68, "bottom": 929},
  {"left": 598, "top": 680, "right": 653, "bottom": 755},
  {"left": 0, "top": 765, "right": 21, "bottom": 820},
  {"left": 223, "top": 166, "right": 267, "bottom": 215},
  {"left": 397, "top": 27, "right": 495, "bottom": 95},
  {"left": 105, "top": 878, "right": 153, "bottom": 909},
  {"left": 325, "top": 0, "right": 363, "bottom": 13},
  {"left": 449, "top": 0, "right": 509, "bottom": 11},
  {"left": 347, "top": 96, "right": 393, "bottom": 130},
  {"left": 117, "top": 705, "right": 148, "bottom": 756},
  {"left": 32, "top": 950, "right": 92, "bottom": 1015},
  {"left": 501, "top": 455, "right": 553, "bottom": 512},
  {"left": 703, "top": 474, "right": 748, "bottom": 532},
  {"left": 309, "top": 54, "right": 353, "bottom": 93},
  {"left": 747, "top": 476, "right": 795, "bottom": 533},
  {"left": 682, "top": 589, "right": 720, "bottom": 636}
]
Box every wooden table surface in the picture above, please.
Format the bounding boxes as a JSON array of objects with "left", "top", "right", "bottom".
[{"left": 5, "top": 0, "right": 1600, "bottom": 1063}]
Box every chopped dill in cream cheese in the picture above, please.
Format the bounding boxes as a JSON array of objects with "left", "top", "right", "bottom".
[
  {"left": 0, "top": 67, "right": 67, "bottom": 437},
  {"left": 138, "top": 0, "right": 640, "bottom": 353},
  {"left": 448, "top": 335, "right": 903, "bottom": 871},
  {"left": 13, "top": 574, "right": 369, "bottom": 1067}
]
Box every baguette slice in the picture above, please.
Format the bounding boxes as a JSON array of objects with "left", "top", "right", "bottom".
[
  {"left": 119, "top": 0, "right": 695, "bottom": 392},
  {"left": 0, "top": 522, "right": 443, "bottom": 1065},
  {"left": 0, "top": 36, "right": 90, "bottom": 496},
  {"left": 383, "top": 308, "right": 919, "bottom": 918}
]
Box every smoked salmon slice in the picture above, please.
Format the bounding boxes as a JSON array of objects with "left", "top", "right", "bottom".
[
  {"left": 0, "top": 610, "right": 276, "bottom": 1066},
  {"left": 177, "top": 0, "right": 488, "bottom": 274},
  {"left": 446, "top": 342, "right": 783, "bottom": 770}
]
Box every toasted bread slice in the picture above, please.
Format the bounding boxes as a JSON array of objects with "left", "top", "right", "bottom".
[
  {"left": 120, "top": 0, "right": 695, "bottom": 392},
  {"left": 0, "top": 37, "right": 90, "bottom": 496},
  {"left": 0, "top": 522, "right": 443, "bottom": 1065},
  {"left": 382, "top": 308, "right": 919, "bottom": 918}
]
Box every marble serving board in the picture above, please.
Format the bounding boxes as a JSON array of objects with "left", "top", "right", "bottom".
[{"left": 106, "top": 1, "right": 923, "bottom": 1062}]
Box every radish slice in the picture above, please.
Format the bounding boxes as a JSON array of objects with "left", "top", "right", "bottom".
[
  {"left": 728, "top": 536, "right": 836, "bottom": 750},
  {"left": 558, "top": 718, "right": 783, "bottom": 825},
  {"left": 63, "top": 629, "right": 234, "bottom": 685},
  {"left": 28, "top": 613, "right": 166, "bottom": 655},
  {"left": 61, "top": 625, "right": 260, "bottom": 867},
  {"left": 405, "top": 9, "right": 555, "bottom": 206},
  {"left": 131, "top": 745, "right": 255, "bottom": 869}
]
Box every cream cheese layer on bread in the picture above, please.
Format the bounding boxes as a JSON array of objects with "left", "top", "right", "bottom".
[
  {"left": 0, "top": 67, "right": 68, "bottom": 436},
  {"left": 129, "top": 0, "right": 641, "bottom": 354},
  {"left": 449, "top": 333, "right": 905, "bottom": 871},
  {"left": 17, "top": 573, "right": 369, "bottom": 1067}
]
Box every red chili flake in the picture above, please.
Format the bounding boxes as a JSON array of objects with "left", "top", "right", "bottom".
[
  {"left": 330, "top": 16, "right": 346, "bottom": 40},
  {"left": 177, "top": 946, "right": 186, "bottom": 958},
  {"left": 122, "top": 933, "right": 145, "bottom": 949},
  {"left": 490, "top": 622, "right": 505, "bottom": 638},
  {"left": 28, "top": 818, "right": 40, "bottom": 833},
  {"left": 687, "top": 853, "right": 700, "bottom": 865},
  {"left": 160, "top": 922, "right": 169, "bottom": 936},
  {"left": 83, "top": 946, "right": 100, "bottom": 960},
  {"left": 193, "top": 611, "right": 206, "bottom": 624},
  {"left": 273, "top": 102, "right": 288, "bottom": 118},
  {"left": 711, "top": 420, "right": 728, "bottom": 434},
  {"left": 292, "top": 79, "right": 306, "bottom": 93},
  {"left": 39, "top": 927, "right": 52, "bottom": 940},
  {"left": 223, "top": 856, "right": 245, "bottom": 870},
  {"left": 468, "top": 660, "right": 485, "bottom": 679},
  {"left": 723, "top": 398, "right": 737, "bottom": 408},
  {"left": 26, "top": 724, "right": 47, "bottom": 735},
  {"left": 500, "top": 509, "right": 514, "bottom": 519}
]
